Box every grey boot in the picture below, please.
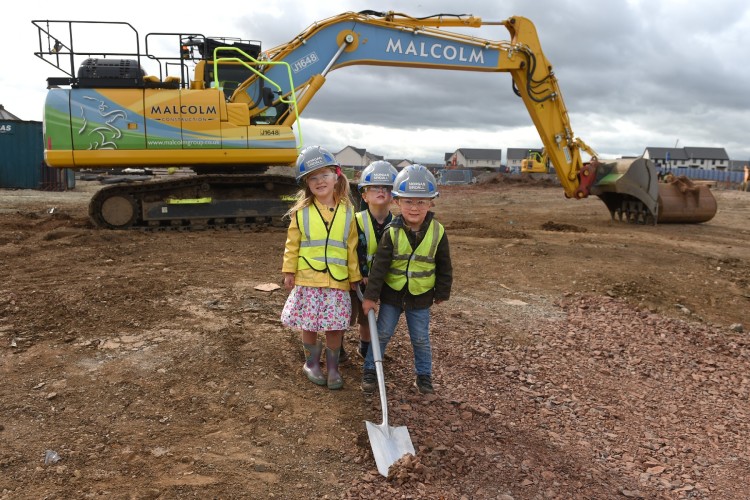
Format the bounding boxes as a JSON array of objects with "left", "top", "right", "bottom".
[
  {"left": 326, "top": 347, "right": 344, "bottom": 390},
  {"left": 302, "top": 342, "right": 326, "bottom": 386}
]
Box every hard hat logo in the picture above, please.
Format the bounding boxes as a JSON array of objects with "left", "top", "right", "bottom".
[
  {"left": 358, "top": 160, "right": 399, "bottom": 190},
  {"left": 304, "top": 157, "right": 325, "bottom": 169},
  {"left": 408, "top": 181, "right": 427, "bottom": 191},
  {"left": 295, "top": 145, "right": 338, "bottom": 184}
]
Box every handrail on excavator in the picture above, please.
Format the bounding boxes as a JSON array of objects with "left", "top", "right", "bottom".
[{"left": 211, "top": 48, "right": 304, "bottom": 146}]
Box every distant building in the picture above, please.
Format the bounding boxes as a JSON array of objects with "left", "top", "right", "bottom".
[
  {"left": 385, "top": 159, "right": 414, "bottom": 169},
  {"left": 334, "top": 146, "right": 384, "bottom": 170},
  {"left": 643, "top": 146, "right": 730, "bottom": 171},
  {"left": 450, "top": 148, "right": 503, "bottom": 170},
  {"left": 444, "top": 152, "right": 454, "bottom": 167},
  {"left": 0, "top": 104, "right": 21, "bottom": 121},
  {"left": 728, "top": 159, "right": 746, "bottom": 172}
]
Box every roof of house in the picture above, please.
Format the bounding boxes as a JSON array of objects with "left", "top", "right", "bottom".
[
  {"left": 444, "top": 152, "right": 453, "bottom": 161},
  {"left": 683, "top": 147, "right": 729, "bottom": 160},
  {"left": 335, "top": 146, "right": 384, "bottom": 162},
  {"left": 338, "top": 145, "right": 365, "bottom": 156},
  {"left": 645, "top": 146, "right": 729, "bottom": 161},
  {"left": 0, "top": 104, "right": 21, "bottom": 121},
  {"left": 385, "top": 159, "right": 412, "bottom": 166},
  {"left": 456, "top": 148, "right": 503, "bottom": 160},
  {"left": 645, "top": 147, "right": 688, "bottom": 160}
]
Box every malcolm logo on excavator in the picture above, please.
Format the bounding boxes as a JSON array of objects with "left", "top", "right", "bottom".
[
  {"left": 31, "top": 10, "right": 716, "bottom": 229},
  {"left": 385, "top": 38, "right": 486, "bottom": 63}
]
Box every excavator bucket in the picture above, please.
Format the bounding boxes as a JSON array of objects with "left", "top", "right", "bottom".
[
  {"left": 591, "top": 158, "right": 660, "bottom": 224},
  {"left": 655, "top": 176, "right": 717, "bottom": 223},
  {"left": 590, "top": 158, "right": 717, "bottom": 224}
]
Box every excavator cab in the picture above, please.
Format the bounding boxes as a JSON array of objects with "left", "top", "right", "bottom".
[{"left": 521, "top": 150, "right": 548, "bottom": 174}]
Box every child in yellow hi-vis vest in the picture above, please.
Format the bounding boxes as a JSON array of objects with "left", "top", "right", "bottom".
[
  {"left": 281, "top": 146, "right": 361, "bottom": 390},
  {"left": 344, "top": 160, "right": 399, "bottom": 363},
  {"left": 361, "top": 164, "right": 453, "bottom": 395}
]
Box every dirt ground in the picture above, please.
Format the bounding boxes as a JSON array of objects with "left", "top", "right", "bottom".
[{"left": 1, "top": 175, "right": 749, "bottom": 499}]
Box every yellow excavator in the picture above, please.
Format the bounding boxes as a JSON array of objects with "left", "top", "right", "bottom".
[
  {"left": 33, "top": 10, "right": 716, "bottom": 228},
  {"left": 522, "top": 139, "right": 599, "bottom": 175},
  {"left": 520, "top": 151, "right": 549, "bottom": 175}
]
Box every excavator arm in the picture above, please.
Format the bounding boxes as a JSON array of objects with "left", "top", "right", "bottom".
[
  {"left": 226, "top": 10, "right": 717, "bottom": 225},
  {"left": 229, "top": 11, "right": 592, "bottom": 200},
  {"left": 247, "top": 10, "right": 720, "bottom": 224}
]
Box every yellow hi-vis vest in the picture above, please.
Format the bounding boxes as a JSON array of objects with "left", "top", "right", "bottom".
[
  {"left": 296, "top": 203, "right": 353, "bottom": 282},
  {"left": 355, "top": 210, "right": 378, "bottom": 272},
  {"left": 384, "top": 219, "right": 445, "bottom": 295}
]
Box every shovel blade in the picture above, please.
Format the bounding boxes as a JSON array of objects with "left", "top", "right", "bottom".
[{"left": 366, "top": 421, "right": 415, "bottom": 477}]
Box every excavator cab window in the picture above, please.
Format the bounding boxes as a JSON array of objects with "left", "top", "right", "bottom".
[
  {"left": 198, "top": 38, "right": 260, "bottom": 60},
  {"left": 196, "top": 37, "right": 263, "bottom": 100},
  {"left": 250, "top": 100, "right": 290, "bottom": 125},
  {"left": 204, "top": 63, "right": 255, "bottom": 100}
]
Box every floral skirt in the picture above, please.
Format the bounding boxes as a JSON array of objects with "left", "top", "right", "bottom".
[{"left": 281, "top": 286, "right": 351, "bottom": 331}]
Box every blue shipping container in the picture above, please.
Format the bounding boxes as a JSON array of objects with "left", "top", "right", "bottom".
[{"left": 0, "top": 120, "right": 74, "bottom": 190}]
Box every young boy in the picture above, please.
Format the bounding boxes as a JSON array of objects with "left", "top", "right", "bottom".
[
  {"left": 360, "top": 164, "right": 452, "bottom": 395},
  {"left": 342, "top": 160, "right": 398, "bottom": 363}
]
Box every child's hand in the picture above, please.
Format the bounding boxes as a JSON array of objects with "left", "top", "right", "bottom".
[
  {"left": 283, "top": 273, "right": 295, "bottom": 291},
  {"left": 362, "top": 299, "right": 378, "bottom": 315},
  {"left": 350, "top": 281, "right": 360, "bottom": 291}
]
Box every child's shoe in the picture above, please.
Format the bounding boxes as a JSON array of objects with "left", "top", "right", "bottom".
[
  {"left": 326, "top": 347, "right": 344, "bottom": 390},
  {"left": 302, "top": 342, "right": 326, "bottom": 386},
  {"left": 414, "top": 375, "right": 434, "bottom": 394},
  {"left": 361, "top": 369, "right": 377, "bottom": 393}
]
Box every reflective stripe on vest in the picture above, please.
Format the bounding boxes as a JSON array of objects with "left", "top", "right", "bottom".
[
  {"left": 355, "top": 210, "right": 378, "bottom": 271},
  {"left": 384, "top": 219, "right": 445, "bottom": 295},
  {"left": 297, "top": 203, "right": 353, "bottom": 282}
]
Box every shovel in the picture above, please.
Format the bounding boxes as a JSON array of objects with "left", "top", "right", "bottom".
[{"left": 357, "top": 287, "right": 415, "bottom": 477}]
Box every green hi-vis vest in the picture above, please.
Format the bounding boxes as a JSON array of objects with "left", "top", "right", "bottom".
[
  {"left": 296, "top": 203, "right": 353, "bottom": 282},
  {"left": 384, "top": 219, "right": 445, "bottom": 295},
  {"left": 355, "top": 210, "right": 378, "bottom": 272}
]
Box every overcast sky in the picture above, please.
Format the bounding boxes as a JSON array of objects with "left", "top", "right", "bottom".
[{"left": 4, "top": 0, "right": 749, "bottom": 164}]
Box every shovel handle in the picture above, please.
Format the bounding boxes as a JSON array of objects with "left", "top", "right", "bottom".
[{"left": 356, "top": 286, "right": 390, "bottom": 428}]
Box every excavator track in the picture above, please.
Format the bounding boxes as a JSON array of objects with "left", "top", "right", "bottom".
[{"left": 89, "top": 174, "right": 301, "bottom": 230}]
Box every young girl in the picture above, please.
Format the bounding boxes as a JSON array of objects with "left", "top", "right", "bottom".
[{"left": 281, "top": 145, "right": 361, "bottom": 390}]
